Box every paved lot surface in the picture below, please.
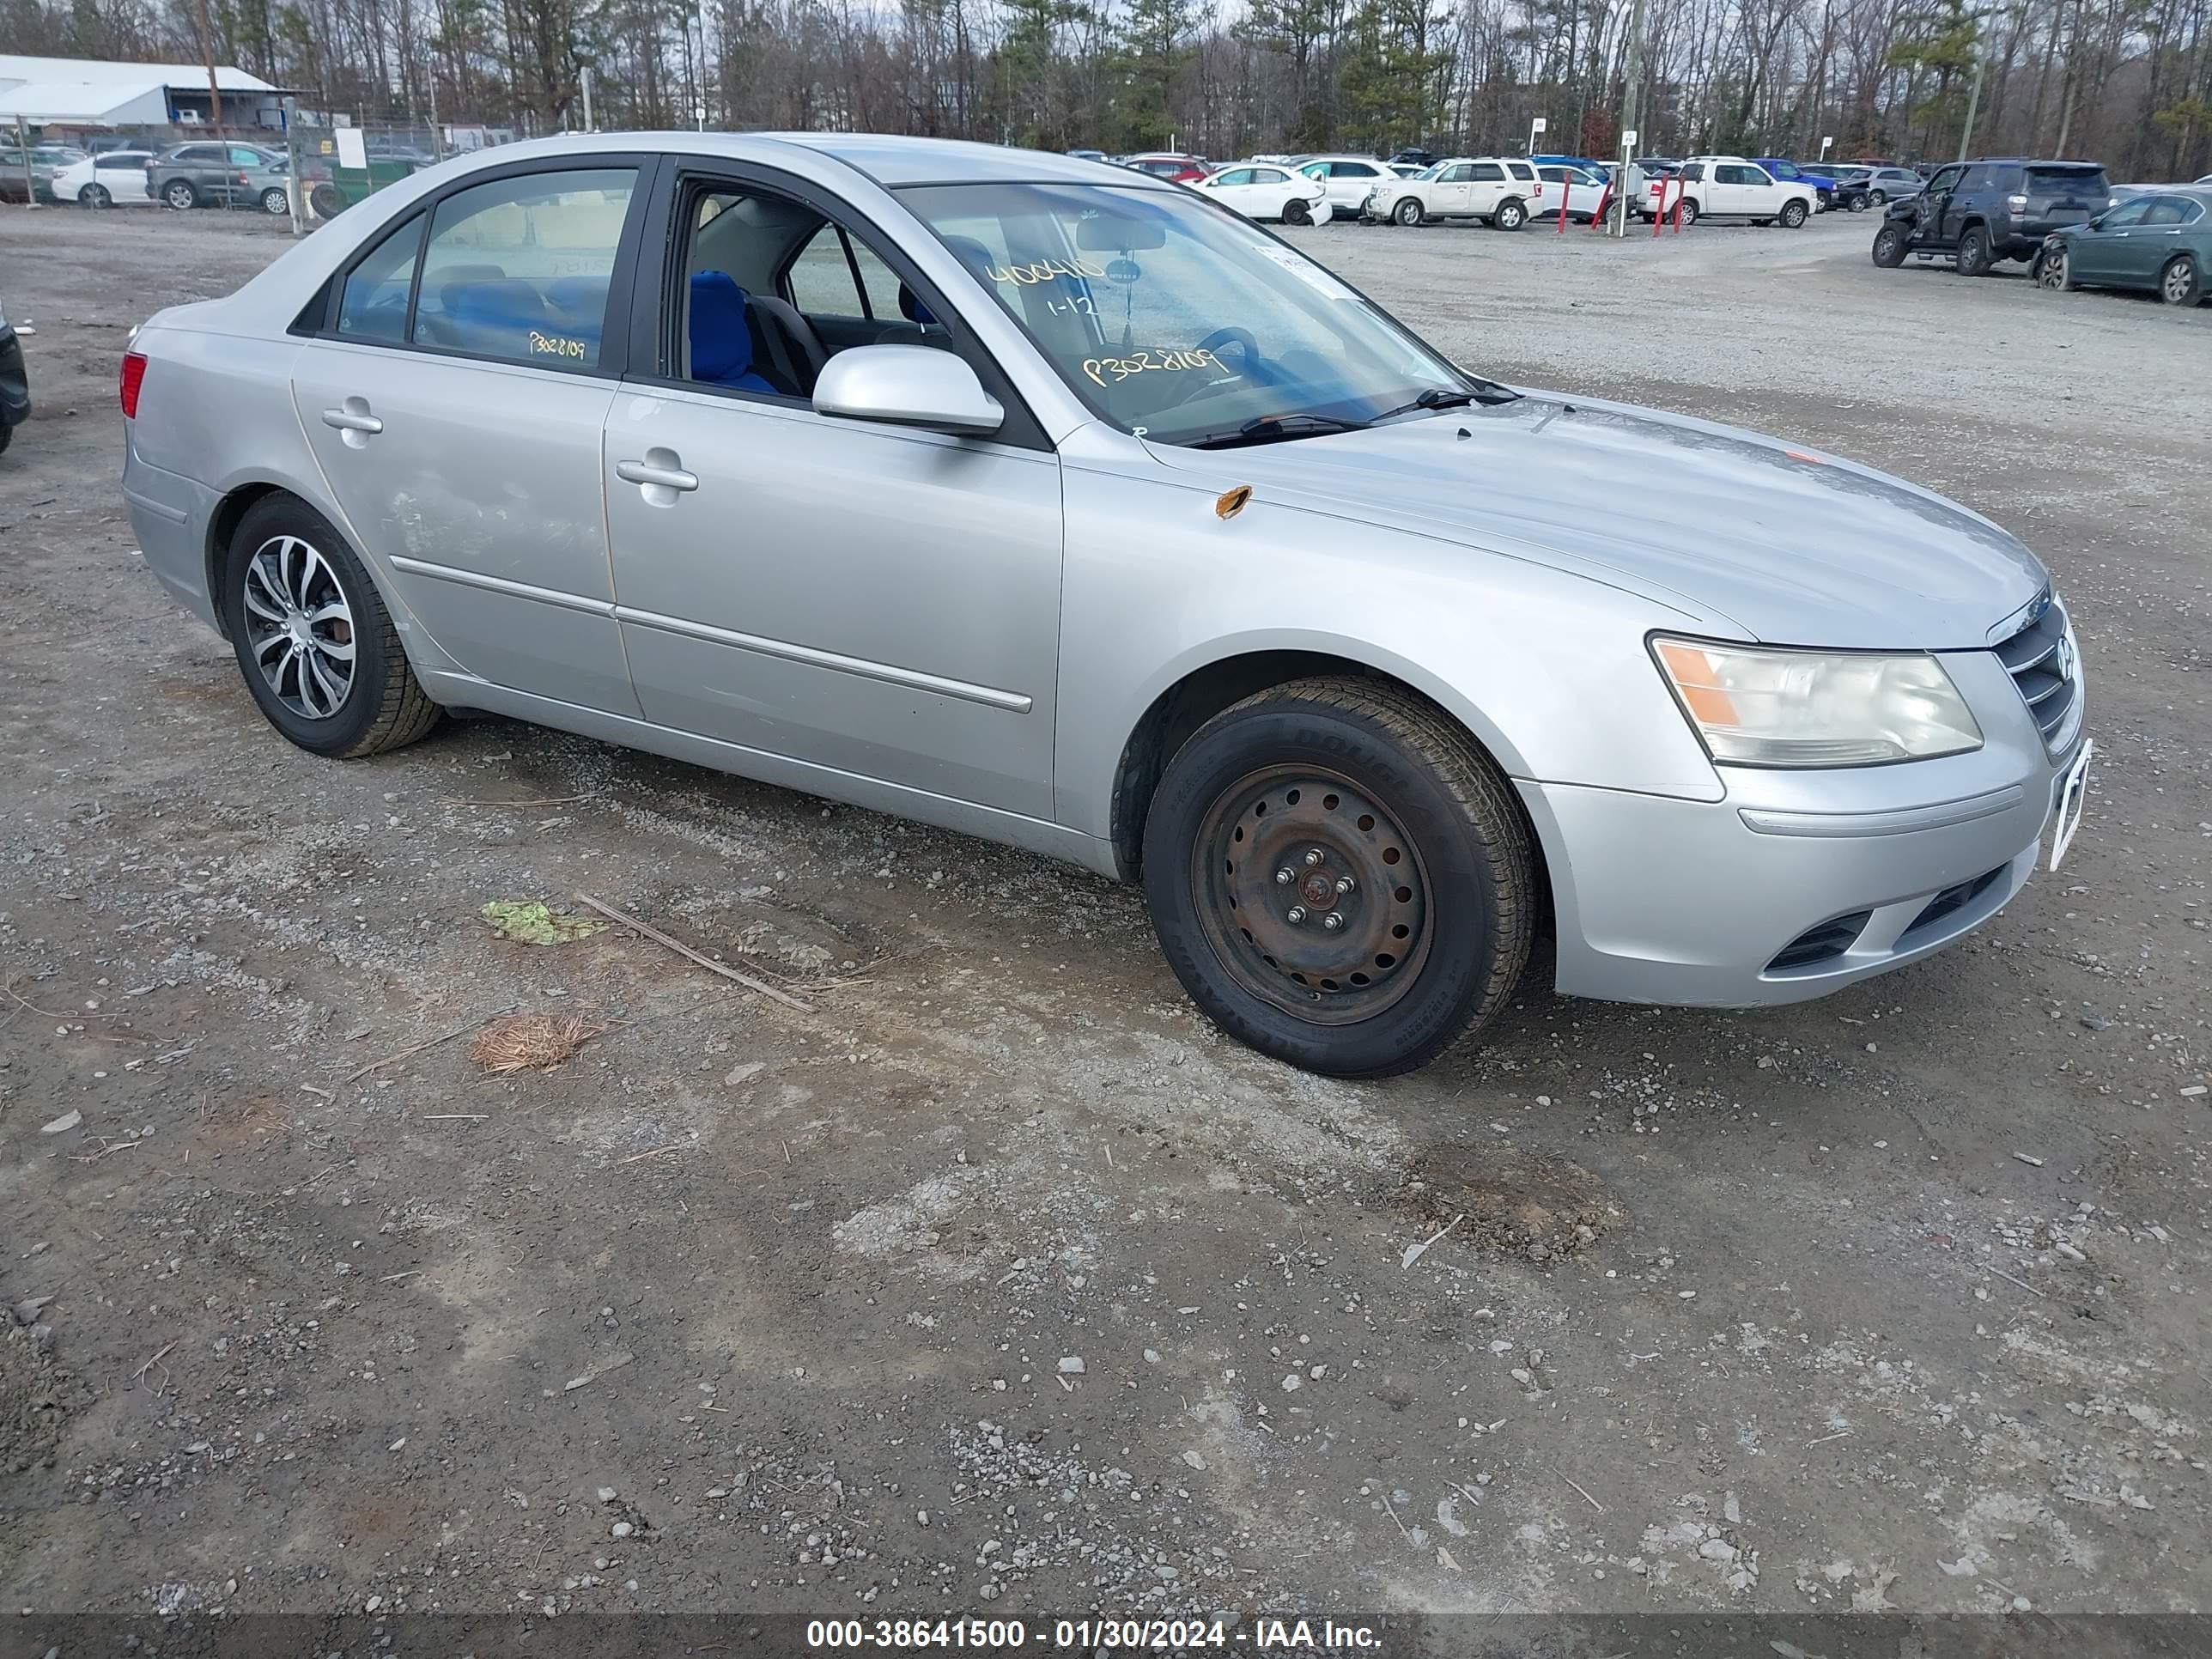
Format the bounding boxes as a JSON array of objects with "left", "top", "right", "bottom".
[{"left": 2, "top": 207, "right": 2209, "bottom": 1633}]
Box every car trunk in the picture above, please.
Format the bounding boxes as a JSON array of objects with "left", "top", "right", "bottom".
[{"left": 2022, "top": 165, "right": 2109, "bottom": 233}]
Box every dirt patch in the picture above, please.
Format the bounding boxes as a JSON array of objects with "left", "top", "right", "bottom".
[
  {"left": 1401, "top": 1144, "right": 1629, "bottom": 1262},
  {"left": 0, "top": 1322, "right": 83, "bottom": 1476}
]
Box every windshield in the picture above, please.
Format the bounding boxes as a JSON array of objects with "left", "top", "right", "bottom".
[{"left": 898, "top": 180, "right": 1489, "bottom": 447}]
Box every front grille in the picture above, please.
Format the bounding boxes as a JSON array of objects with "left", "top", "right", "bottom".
[
  {"left": 1904, "top": 864, "right": 2008, "bottom": 937},
  {"left": 1767, "top": 910, "right": 1872, "bottom": 972},
  {"left": 1994, "top": 595, "right": 2081, "bottom": 751}
]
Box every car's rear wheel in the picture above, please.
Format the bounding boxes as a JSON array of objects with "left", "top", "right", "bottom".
[
  {"left": 260, "top": 185, "right": 290, "bottom": 215},
  {"left": 1494, "top": 198, "right": 1527, "bottom": 231},
  {"left": 1871, "top": 223, "right": 1907, "bottom": 267},
  {"left": 1677, "top": 198, "right": 1700, "bottom": 227},
  {"left": 221, "top": 495, "right": 441, "bottom": 759},
  {"left": 1956, "top": 224, "right": 1992, "bottom": 276},
  {"left": 2160, "top": 252, "right": 2202, "bottom": 306},
  {"left": 1869, "top": 188, "right": 1888, "bottom": 207},
  {"left": 1779, "top": 198, "right": 1808, "bottom": 228},
  {"left": 1283, "top": 198, "right": 1311, "bottom": 226},
  {"left": 162, "top": 179, "right": 198, "bottom": 210},
  {"left": 1140, "top": 677, "right": 1534, "bottom": 1079},
  {"left": 79, "top": 184, "right": 109, "bottom": 208},
  {"left": 1393, "top": 197, "right": 1423, "bottom": 227}
]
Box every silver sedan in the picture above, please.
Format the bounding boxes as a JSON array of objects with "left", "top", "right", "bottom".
[{"left": 119, "top": 134, "right": 2089, "bottom": 1077}]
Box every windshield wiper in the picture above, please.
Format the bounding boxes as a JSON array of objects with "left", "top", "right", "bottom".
[
  {"left": 1372, "top": 382, "right": 1520, "bottom": 422},
  {"left": 1185, "top": 412, "right": 1370, "bottom": 450}
]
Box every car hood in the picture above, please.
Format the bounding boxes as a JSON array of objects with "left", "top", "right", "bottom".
[{"left": 1148, "top": 393, "right": 2045, "bottom": 650}]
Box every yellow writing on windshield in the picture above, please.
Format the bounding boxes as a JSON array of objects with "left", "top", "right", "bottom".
[
  {"left": 1082, "top": 347, "right": 1225, "bottom": 387},
  {"left": 988, "top": 257, "right": 1109, "bottom": 285}
]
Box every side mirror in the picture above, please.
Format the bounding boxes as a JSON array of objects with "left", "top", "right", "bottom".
[{"left": 812, "top": 344, "right": 1003, "bottom": 437}]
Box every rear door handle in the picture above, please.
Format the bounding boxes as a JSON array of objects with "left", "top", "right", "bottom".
[
  {"left": 616, "top": 458, "right": 699, "bottom": 493},
  {"left": 321, "top": 406, "right": 383, "bottom": 434}
]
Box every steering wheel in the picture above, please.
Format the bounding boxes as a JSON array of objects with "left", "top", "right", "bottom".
[{"left": 1194, "top": 325, "right": 1260, "bottom": 369}]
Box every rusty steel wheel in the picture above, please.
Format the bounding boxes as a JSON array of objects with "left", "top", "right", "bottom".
[
  {"left": 1192, "top": 768, "right": 1432, "bottom": 1024},
  {"left": 1140, "top": 676, "right": 1534, "bottom": 1078}
]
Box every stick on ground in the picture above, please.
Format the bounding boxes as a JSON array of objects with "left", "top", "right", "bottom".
[
  {"left": 574, "top": 892, "right": 810, "bottom": 1012},
  {"left": 343, "top": 1008, "right": 516, "bottom": 1085}
]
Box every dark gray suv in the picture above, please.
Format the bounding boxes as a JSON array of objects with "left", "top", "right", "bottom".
[
  {"left": 147, "top": 142, "right": 290, "bottom": 212},
  {"left": 1871, "top": 157, "right": 2111, "bottom": 275}
]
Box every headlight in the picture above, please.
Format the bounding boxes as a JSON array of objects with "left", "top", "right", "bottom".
[{"left": 1652, "top": 637, "right": 1982, "bottom": 767}]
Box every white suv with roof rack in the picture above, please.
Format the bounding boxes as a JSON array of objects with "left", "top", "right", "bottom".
[
  {"left": 1362, "top": 157, "right": 1544, "bottom": 229},
  {"left": 1669, "top": 156, "right": 1817, "bottom": 227}
]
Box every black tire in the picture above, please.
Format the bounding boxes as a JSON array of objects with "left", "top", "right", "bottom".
[
  {"left": 261, "top": 185, "right": 290, "bottom": 216},
  {"left": 79, "top": 184, "right": 109, "bottom": 208},
  {"left": 1139, "top": 676, "right": 1534, "bottom": 1079},
  {"left": 1282, "top": 198, "right": 1311, "bottom": 226},
  {"left": 220, "top": 494, "right": 441, "bottom": 759},
  {"left": 1393, "top": 196, "right": 1423, "bottom": 227},
  {"left": 1869, "top": 188, "right": 1888, "bottom": 207},
  {"left": 1493, "top": 198, "right": 1527, "bottom": 231},
  {"left": 309, "top": 181, "right": 347, "bottom": 219},
  {"left": 1677, "top": 198, "right": 1700, "bottom": 227},
  {"left": 1779, "top": 198, "right": 1808, "bottom": 228},
  {"left": 1845, "top": 191, "right": 1868, "bottom": 213},
  {"left": 1956, "top": 224, "right": 1991, "bottom": 276},
  {"left": 2160, "top": 252, "right": 2202, "bottom": 307},
  {"left": 0, "top": 422, "right": 12, "bottom": 456},
  {"left": 162, "top": 178, "right": 198, "bottom": 210},
  {"left": 1871, "top": 223, "right": 1907, "bottom": 267}
]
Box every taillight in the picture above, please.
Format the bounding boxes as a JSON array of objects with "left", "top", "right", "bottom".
[{"left": 119, "top": 351, "right": 147, "bottom": 418}]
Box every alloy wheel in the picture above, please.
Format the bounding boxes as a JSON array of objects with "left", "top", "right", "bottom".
[
  {"left": 2162, "top": 256, "right": 2197, "bottom": 305},
  {"left": 1191, "top": 768, "right": 1432, "bottom": 1025},
  {"left": 241, "top": 535, "right": 356, "bottom": 720},
  {"left": 2039, "top": 248, "right": 2069, "bottom": 289}
]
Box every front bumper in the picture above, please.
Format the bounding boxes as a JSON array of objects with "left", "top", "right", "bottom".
[{"left": 1522, "top": 641, "right": 2085, "bottom": 1009}]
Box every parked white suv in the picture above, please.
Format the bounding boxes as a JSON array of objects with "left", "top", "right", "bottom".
[
  {"left": 1672, "top": 157, "right": 1816, "bottom": 228},
  {"left": 1364, "top": 157, "right": 1544, "bottom": 228},
  {"left": 1291, "top": 155, "right": 1397, "bottom": 218}
]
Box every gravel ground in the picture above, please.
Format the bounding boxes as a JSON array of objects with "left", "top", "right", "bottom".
[{"left": 2, "top": 206, "right": 2209, "bottom": 1643}]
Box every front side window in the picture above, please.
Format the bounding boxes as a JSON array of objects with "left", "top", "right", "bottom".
[
  {"left": 900, "top": 180, "right": 1493, "bottom": 449},
  {"left": 1926, "top": 167, "right": 1964, "bottom": 195},
  {"left": 408, "top": 167, "right": 636, "bottom": 367}
]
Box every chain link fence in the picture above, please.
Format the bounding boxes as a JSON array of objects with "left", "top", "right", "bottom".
[{"left": 6, "top": 112, "right": 518, "bottom": 229}]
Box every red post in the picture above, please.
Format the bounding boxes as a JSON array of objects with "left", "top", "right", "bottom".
[
  {"left": 1557, "top": 179, "right": 1568, "bottom": 234},
  {"left": 1673, "top": 190, "right": 1685, "bottom": 233},
  {"left": 1589, "top": 179, "right": 1611, "bottom": 231}
]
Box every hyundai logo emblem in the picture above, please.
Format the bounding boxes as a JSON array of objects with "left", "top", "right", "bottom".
[{"left": 2056, "top": 633, "right": 2076, "bottom": 680}]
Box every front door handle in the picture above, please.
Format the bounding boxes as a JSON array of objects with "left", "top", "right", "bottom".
[{"left": 616, "top": 456, "right": 699, "bottom": 493}]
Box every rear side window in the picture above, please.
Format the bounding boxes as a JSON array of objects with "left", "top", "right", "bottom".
[
  {"left": 2143, "top": 196, "right": 2202, "bottom": 226},
  {"left": 337, "top": 212, "right": 425, "bottom": 343},
  {"left": 1470, "top": 163, "right": 1504, "bottom": 181},
  {"left": 407, "top": 167, "right": 636, "bottom": 368}
]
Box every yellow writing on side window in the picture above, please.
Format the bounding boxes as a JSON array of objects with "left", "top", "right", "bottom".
[
  {"left": 1081, "top": 347, "right": 1224, "bottom": 388},
  {"left": 528, "top": 331, "right": 587, "bottom": 361},
  {"left": 988, "top": 256, "right": 1109, "bottom": 285}
]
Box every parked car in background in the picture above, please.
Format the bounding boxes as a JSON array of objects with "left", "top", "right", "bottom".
[
  {"left": 1364, "top": 156, "right": 1543, "bottom": 228},
  {"left": 1534, "top": 164, "right": 1609, "bottom": 222},
  {"left": 1870, "top": 157, "right": 2111, "bottom": 275},
  {"left": 147, "top": 141, "right": 293, "bottom": 212},
  {"left": 1533, "top": 152, "right": 1613, "bottom": 180},
  {"left": 1754, "top": 157, "right": 1836, "bottom": 210},
  {"left": 0, "top": 143, "right": 85, "bottom": 203},
  {"left": 2038, "top": 186, "right": 2209, "bottom": 306},
  {"left": 1389, "top": 148, "right": 1441, "bottom": 169},
  {"left": 1120, "top": 153, "right": 1209, "bottom": 184},
  {"left": 1856, "top": 166, "right": 1926, "bottom": 206},
  {"left": 117, "top": 131, "right": 2094, "bottom": 1077},
  {"left": 53, "top": 148, "right": 158, "bottom": 208},
  {"left": 1064, "top": 149, "right": 1108, "bottom": 163},
  {"left": 1804, "top": 164, "right": 1875, "bottom": 210},
  {"left": 1671, "top": 157, "right": 1817, "bottom": 227},
  {"left": 0, "top": 289, "right": 28, "bottom": 456},
  {"left": 1293, "top": 155, "right": 1399, "bottom": 218},
  {"left": 1194, "top": 161, "right": 1331, "bottom": 224}
]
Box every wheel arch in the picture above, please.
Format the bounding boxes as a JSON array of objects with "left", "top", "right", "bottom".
[{"left": 202, "top": 475, "right": 427, "bottom": 662}]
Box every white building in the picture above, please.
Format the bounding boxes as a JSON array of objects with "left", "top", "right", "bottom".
[{"left": 0, "top": 53, "right": 288, "bottom": 135}]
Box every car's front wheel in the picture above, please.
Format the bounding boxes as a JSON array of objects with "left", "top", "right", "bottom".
[
  {"left": 1871, "top": 223, "right": 1907, "bottom": 267},
  {"left": 162, "top": 179, "right": 198, "bottom": 210},
  {"left": 1493, "top": 198, "right": 1527, "bottom": 231},
  {"left": 1779, "top": 198, "right": 1808, "bottom": 228},
  {"left": 221, "top": 495, "right": 441, "bottom": 758},
  {"left": 1393, "top": 197, "right": 1423, "bottom": 227},
  {"left": 2160, "top": 252, "right": 2202, "bottom": 306},
  {"left": 1140, "top": 677, "right": 1534, "bottom": 1079}
]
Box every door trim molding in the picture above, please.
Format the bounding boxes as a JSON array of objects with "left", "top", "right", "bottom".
[
  {"left": 389, "top": 555, "right": 616, "bottom": 617},
  {"left": 615, "top": 604, "right": 1034, "bottom": 713}
]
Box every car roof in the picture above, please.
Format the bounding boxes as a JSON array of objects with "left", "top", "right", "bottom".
[{"left": 758, "top": 132, "right": 1182, "bottom": 185}]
